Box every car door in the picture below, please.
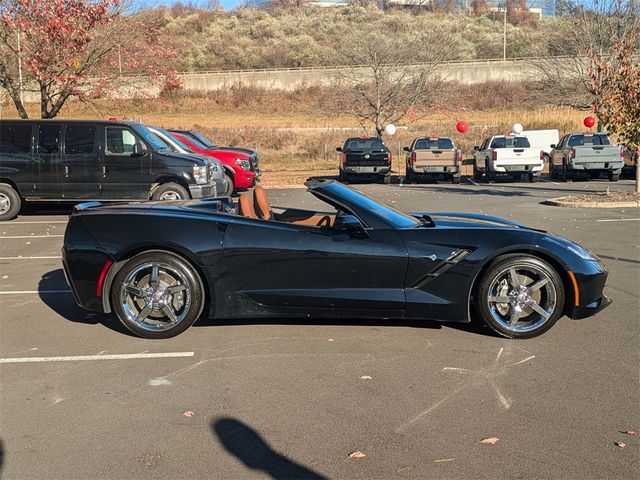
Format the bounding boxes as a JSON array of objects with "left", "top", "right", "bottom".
[
  {"left": 61, "top": 124, "right": 101, "bottom": 199},
  {"left": 0, "top": 122, "right": 34, "bottom": 196},
  {"left": 101, "top": 126, "right": 151, "bottom": 200},
  {"left": 33, "top": 123, "right": 63, "bottom": 198},
  {"left": 221, "top": 217, "right": 408, "bottom": 316}
]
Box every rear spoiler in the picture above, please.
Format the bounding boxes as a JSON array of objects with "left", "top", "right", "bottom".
[{"left": 74, "top": 201, "right": 103, "bottom": 212}]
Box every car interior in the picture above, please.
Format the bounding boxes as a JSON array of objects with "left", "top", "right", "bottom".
[{"left": 237, "top": 186, "right": 336, "bottom": 227}]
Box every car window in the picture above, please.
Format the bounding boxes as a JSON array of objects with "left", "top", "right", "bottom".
[
  {"left": 190, "top": 131, "right": 216, "bottom": 148},
  {"left": 568, "top": 135, "right": 583, "bottom": 147},
  {"left": 513, "top": 137, "right": 531, "bottom": 148},
  {"left": 490, "top": 137, "right": 530, "bottom": 148},
  {"left": 490, "top": 137, "right": 506, "bottom": 148},
  {"left": 0, "top": 124, "right": 32, "bottom": 154},
  {"left": 65, "top": 125, "right": 96, "bottom": 154},
  {"left": 589, "top": 134, "right": 611, "bottom": 146},
  {"left": 345, "top": 138, "right": 385, "bottom": 150},
  {"left": 480, "top": 138, "right": 489, "bottom": 150},
  {"left": 106, "top": 127, "right": 144, "bottom": 156},
  {"left": 414, "top": 138, "right": 454, "bottom": 150},
  {"left": 38, "top": 125, "right": 62, "bottom": 154}
]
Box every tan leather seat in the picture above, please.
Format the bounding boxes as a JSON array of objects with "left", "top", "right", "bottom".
[
  {"left": 253, "top": 186, "right": 271, "bottom": 220},
  {"left": 238, "top": 193, "right": 258, "bottom": 219}
]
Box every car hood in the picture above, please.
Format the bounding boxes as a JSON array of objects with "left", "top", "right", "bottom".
[
  {"left": 414, "top": 211, "right": 545, "bottom": 232},
  {"left": 159, "top": 151, "right": 209, "bottom": 166}
]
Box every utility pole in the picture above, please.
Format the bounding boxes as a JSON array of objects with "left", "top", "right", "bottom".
[
  {"left": 17, "top": 31, "right": 24, "bottom": 105},
  {"left": 503, "top": 3, "right": 507, "bottom": 61}
]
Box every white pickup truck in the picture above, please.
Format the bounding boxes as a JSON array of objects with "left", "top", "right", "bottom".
[{"left": 473, "top": 135, "right": 544, "bottom": 182}]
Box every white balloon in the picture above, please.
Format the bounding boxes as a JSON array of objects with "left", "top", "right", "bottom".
[
  {"left": 384, "top": 124, "right": 397, "bottom": 136},
  {"left": 512, "top": 123, "right": 524, "bottom": 134}
]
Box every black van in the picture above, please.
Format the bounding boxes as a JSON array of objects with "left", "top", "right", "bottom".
[{"left": 0, "top": 119, "right": 220, "bottom": 221}]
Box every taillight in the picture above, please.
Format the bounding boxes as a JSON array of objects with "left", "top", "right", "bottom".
[
  {"left": 540, "top": 150, "right": 544, "bottom": 161},
  {"left": 620, "top": 146, "right": 625, "bottom": 158},
  {"left": 492, "top": 150, "right": 497, "bottom": 162},
  {"left": 96, "top": 260, "right": 113, "bottom": 297},
  {"left": 411, "top": 152, "right": 416, "bottom": 164},
  {"left": 570, "top": 148, "right": 576, "bottom": 159}
]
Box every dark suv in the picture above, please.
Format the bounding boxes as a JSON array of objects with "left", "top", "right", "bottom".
[
  {"left": 0, "top": 119, "right": 220, "bottom": 221},
  {"left": 337, "top": 137, "right": 392, "bottom": 184}
]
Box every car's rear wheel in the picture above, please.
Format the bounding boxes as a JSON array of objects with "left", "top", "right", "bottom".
[
  {"left": 382, "top": 174, "right": 391, "bottom": 185},
  {"left": 608, "top": 171, "right": 620, "bottom": 182},
  {"left": 152, "top": 182, "right": 189, "bottom": 201},
  {"left": 473, "top": 163, "right": 482, "bottom": 180},
  {"left": 0, "top": 184, "right": 21, "bottom": 221},
  {"left": 475, "top": 254, "right": 565, "bottom": 339},
  {"left": 111, "top": 251, "right": 205, "bottom": 339}
]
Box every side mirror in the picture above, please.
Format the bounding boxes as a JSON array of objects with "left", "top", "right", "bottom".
[
  {"left": 550, "top": 144, "right": 557, "bottom": 149},
  {"left": 403, "top": 146, "right": 410, "bottom": 152},
  {"left": 335, "top": 214, "right": 369, "bottom": 239},
  {"left": 473, "top": 146, "right": 480, "bottom": 151},
  {"left": 336, "top": 147, "right": 342, "bottom": 152},
  {"left": 132, "top": 143, "right": 148, "bottom": 157}
]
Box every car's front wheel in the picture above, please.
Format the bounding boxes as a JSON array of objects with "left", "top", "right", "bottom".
[
  {"left": 475, "top": 254, "right": 565, "bottom": 339},
  {"left": 0, "top": 184, "right": 21, "bottom": 221},
  {"left": 152, "top": 182, "right": 189, "bottom": 201},
  {"left": 111, "top": 251, "right": 206, "bottom": 339}
]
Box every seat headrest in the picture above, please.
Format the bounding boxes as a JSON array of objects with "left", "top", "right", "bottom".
[
  {"left": 238, "top": 193, "right": 258, "bottom": 219},
  {"left": 253, "top": 185, "right": 271, "bottom": 220}
]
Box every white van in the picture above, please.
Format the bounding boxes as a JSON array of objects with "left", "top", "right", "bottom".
[{"left": 521, "top": 129, "right": 560, "bottom": 160}]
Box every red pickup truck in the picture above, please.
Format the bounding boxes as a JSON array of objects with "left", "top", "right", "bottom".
[{"left": 171, "top": 131, "right": 258, "bottom": 195}]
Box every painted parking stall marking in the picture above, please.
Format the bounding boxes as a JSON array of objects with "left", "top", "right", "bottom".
[{"left": 0, "top": 351, "right": 196, "bottom": 364}]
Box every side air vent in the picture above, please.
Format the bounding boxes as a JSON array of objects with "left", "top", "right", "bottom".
[{"left": 411, "top": 249, "right": 471, "bottom": 289}]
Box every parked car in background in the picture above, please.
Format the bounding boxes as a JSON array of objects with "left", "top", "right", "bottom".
[
  {"left": 521, "top": 129, "right": 559, "bottom": 163},
  {"left": 0, "top": 119, "right": 219, "bottom": 221},
  {"left": 337, "top": 137, "right": 392, "bottom": 184},
  {"left": 148, "top": 126, "right": 226, "bottom": 197},
  {"left": 172, "top": 129, "right": 261, "bottom": 179},
  {"left": 549, "top": 133, "right": 624, "bottom": 181},
  {"left": 473, "top": 135, "right": 544, "bottom": 182},
  {"left": 404, "top": 137, "right": 462, "bottom": 184},
  {"left": 171, "top": 131, "right": 256, "bottom": 195}
]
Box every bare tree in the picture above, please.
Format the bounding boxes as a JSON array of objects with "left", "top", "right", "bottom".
[
  {"left": 333, "top": 29, "right": 458, "bottom": 136},
  {"left": 534, "top": 0, "right": 640, "bottom": 110}
]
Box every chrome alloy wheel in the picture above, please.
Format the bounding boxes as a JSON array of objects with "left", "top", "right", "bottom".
[
  {"left": 0, "top": 193, "right": 10, "bottom": 215},
  {"left": 487, "top": 265, "right": 557, "bottom": 334},
  {"left": 119, "top": 261, "right": 192, "bottom": 332}
]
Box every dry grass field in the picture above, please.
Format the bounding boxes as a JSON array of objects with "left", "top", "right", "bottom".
[{"left": 2, "top": 94, "right": 589, "bottom": 186}]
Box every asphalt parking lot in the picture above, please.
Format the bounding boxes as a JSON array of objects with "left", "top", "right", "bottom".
[{"left": 1, "top": 177, "right": 638, "bottom": 479}]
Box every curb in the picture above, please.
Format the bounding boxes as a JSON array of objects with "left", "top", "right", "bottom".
[{"left": 544, "top": 196, "right": 640, "bottom": 208}]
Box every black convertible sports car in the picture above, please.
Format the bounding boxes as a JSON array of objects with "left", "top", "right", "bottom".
[{"left": 63, "top": 180, "right": 611, "bottom": 339}]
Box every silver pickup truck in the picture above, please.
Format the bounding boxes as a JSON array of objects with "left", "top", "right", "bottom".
[{"left": 549, "top": 132, "right": 624, "bottom": 181}]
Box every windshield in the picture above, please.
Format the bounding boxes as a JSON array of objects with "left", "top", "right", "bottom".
[
  {"left": 414, "top": 138, "right": 454, "bottom": 150},
  {"left": 190, "top": 131, "right": 217, "bottom": 148},
  {"left": 316, "top": 182, "right": 421, "bottom": 229},
  {"left": 154, "top": 127, "right": 194, "bottom": 153},
  {"left": 490, "top": 136, "right": 531, "bottom": 148},
  {"left": 131, "top": 124, "right": 170, "bottom": 151},
  {"left": 568, "top": 134, "right": 611, "bottom": 147},
  {"left": 345, "top": 138, "right": 385, "bottom": 150}
]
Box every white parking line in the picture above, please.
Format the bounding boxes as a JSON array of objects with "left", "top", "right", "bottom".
[
  {"left": 0, "top": 256, "right": 62, "bottom": 260},
  {"left": 465, "top": 177, "right": 479, "bottom": 186},
  {"left": 0, "top": 290, "right": 71, "bottom": 295},
  {"left": 1, "top": 235, "right": 63, "bottom": 239},
  {"left": 540, "top": 178, "right": 560, "bottom": 185},
  {"left": 10, "top": 221, "right": 68, "bottom": 224},
  {"left": 596, "top": 218, "right": 640, "bottom": 222},
  {"left": 0, "top": 352, "right": 195, "bottom": 364}
]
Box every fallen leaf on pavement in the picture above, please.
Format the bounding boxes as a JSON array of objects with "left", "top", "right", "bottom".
[
  {"left": 360, "top": 375, "right": 372, "bottom": 380},
  {"left": 434, "top": 458, "right": 454, "bottom": 463},
  {"left": 346, "top": 451, "right": 366, "bottom": 459},
  {"left": 182, "top": 410, "right": 194, "bottom": 417},
  {"left": 480, "top": 437, "right": 499, "bottom": 445},
  {"left": 614, "top": 442, "right": 626, "bottom": 448},
  {"left": 328, "top": 339, "right": 335, "bottom": 342},
  {"left": 622, "top": 430, "right": 637, "bottom": 437}
]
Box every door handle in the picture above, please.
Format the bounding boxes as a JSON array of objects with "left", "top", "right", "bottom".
[
  {"left": 102, "top": 165, "right": 107, "bottom": 177},
  {"left": 64, "top": 165, "right": 69, "bottom": 178}
]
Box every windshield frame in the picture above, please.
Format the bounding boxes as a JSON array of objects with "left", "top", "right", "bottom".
[{"left": 130, "top": 124, "right": 170, "bottom": 151}]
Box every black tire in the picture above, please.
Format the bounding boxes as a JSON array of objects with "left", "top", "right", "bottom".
[
  {"left": 382, "top": 174, "right": 391, "bottom": 185},
  {"left": 152, "top": 182, "right": 190, "bottom": 201},
  {"left": 341, "top": 171, "right": 350, "bottom": 184},
  {"left": 220, "top": 172, "right": 234, "bottom": 196},
  {"left": 0, "top": 184, "right": 21, "bottom": 221},
  {"left": 451, "top": 174, "right": 461, "bottom": 184},
  {"left": 561, "top": 160, "right": 570, "bottom": 182},
  {"left": 110, "top": 250, "right": 206, "bottom": 339},
  {"left": 475, "top": 254, "right": 565, "bottom": 339},
  {"left": 473, "top": 163, "right": 482, "bottom": 181},
  {"left": 527, "top": 173, "right": 540, "bottom": 183},
  {"left": 589, "top": 172, "right": 601, "bottom": 180},
  {"left": 550, "top": 164, "right": 558, "bottom": 179},
  {"left": 608, "top": 171, "right": 620, "bottom": 182},
  {"left": 405, "top": 168, "right": 414, "bottom": 184}
]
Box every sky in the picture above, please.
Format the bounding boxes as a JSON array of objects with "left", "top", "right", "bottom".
[{"left": 144, "top": 0, "right": 242, "bottom": 10}]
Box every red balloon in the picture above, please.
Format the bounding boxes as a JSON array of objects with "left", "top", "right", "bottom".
[
  {"left": 456, "top": 120, "right": 468, "bottom": 134},
  {"left": 584, "top": 116, "right": 596, "bottom": 128}
]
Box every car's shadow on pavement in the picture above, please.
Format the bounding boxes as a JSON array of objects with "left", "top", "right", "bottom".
[
  {"left": 40, "top": 268, "right": 500, "bottom": 339},
  {"left": 211, "top": 417, "right": 327, "bottom": 480},
  {"left": 38, "top": 269, "right": 132, "bottom": 336}
]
